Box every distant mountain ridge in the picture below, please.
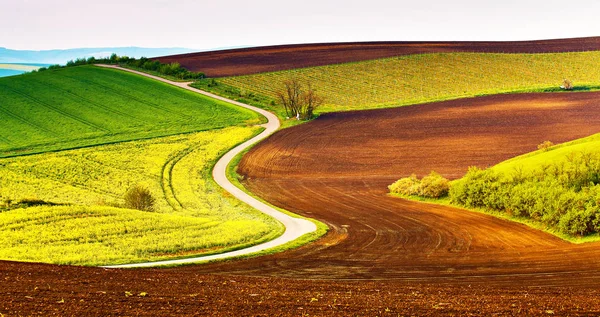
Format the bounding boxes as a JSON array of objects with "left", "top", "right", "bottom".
[{"left": 0, "top": 47, "right": 197, "bottom": 65}]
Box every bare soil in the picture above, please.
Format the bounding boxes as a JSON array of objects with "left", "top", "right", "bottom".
[
  {"left": 4, "top": 92, "right": 600, "bottom": 316},
  {"left": 156, "top": 37, "right": 600, "bottom": 77}
]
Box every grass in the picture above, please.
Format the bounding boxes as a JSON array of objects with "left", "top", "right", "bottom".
[
  {"left": 0, "top": 126, "right": 284, "bottom": 265},
  {"left": 0, "top": 65, "right": 260, "bottom": 157},
  {"left": 196, "top": 51, "right": 600, "bottom": 116},
  {"left": 492, "top": 133, "right": 600, "bottom": 175}
]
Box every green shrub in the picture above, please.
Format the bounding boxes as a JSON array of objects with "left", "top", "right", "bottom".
[
  {"left": 450, "top": 167, "right": 502, "bottom": 207},
  {"left": 446, "top": 152, "right": 600, "bottom": 236}
]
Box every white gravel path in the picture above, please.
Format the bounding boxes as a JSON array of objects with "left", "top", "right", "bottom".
[{"left": 97, "top": 65, "right": 317, "bottom": 268}]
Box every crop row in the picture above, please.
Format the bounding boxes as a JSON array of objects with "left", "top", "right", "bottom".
[
  {"left": 0, "top": 65, "right": 259, "bottom": 157},
  {"left": 213, "top": 52, "right": 600, "bottom": 112}
]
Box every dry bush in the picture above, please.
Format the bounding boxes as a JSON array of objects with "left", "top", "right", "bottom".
[
  {"left": 561, "top": 79, "right": 574, "bottom": 90},
  {"left": 124, "top": 185, "right": 156, "bottom": 212},
  {"left": 538, "top": 140, "right": 554, "bottom": 152}
]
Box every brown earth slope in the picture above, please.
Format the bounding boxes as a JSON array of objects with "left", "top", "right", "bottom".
[
  {"left": 211, "top": 92, "right": 600, "bottom": 282},
  {"left": 156, "top": 37, "right": 600, "bottom": 77},
  {"left": 3, "top": 92, "right": 600, "bottom": 316}
]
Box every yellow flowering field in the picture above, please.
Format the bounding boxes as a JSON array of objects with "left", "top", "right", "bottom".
[{"left": 0, "top": 126, "right": 283, "bottom": 265}]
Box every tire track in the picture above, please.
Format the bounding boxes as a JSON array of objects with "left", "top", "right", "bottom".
[{"left": 97, "top": 65, "right": 317, "bottom": 268}]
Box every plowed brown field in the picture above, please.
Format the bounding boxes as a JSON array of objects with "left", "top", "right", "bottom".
[
  {"left": 4, "top": 92, "right": 600, "bottom": 316},
  {"left": 156, "top": 37, "right": 600, "bottom": 77}
]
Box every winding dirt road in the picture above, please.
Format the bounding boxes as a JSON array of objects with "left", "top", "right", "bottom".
[{"left": 96, "top": 65, "right": 316, "bottom": 268}]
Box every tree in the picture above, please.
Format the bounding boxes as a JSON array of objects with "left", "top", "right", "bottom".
[
  {"left": 302, "top": 82, "right": 323, "bottom": 119},
  {"left": 276, "top": 78, "right": 323, "bottom": 120},
  {"left": 124, "top": 185, "right": 156, "bottom": 212}
]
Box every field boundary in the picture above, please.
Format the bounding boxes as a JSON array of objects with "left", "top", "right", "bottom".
[{"left": 98, "top": 65, "right": 317, "bottom": 268}]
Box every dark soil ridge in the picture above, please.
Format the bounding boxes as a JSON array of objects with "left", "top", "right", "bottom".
[{"left": 156, "top": 36, "right": 600, "bottom": 77}]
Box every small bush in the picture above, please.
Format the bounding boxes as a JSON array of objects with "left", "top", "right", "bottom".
[
  {"left": 389, "top": 171, "right": 450, "bottom": 198},
  {"left": 537, "top": 140, "right": 554, "bottom": 152},
  {"left": 561, "top": 79, "right": 574, "bottom": 90},
  {"left": 388, "top": 174, "right": 420, "bottom": 196},
  {"left": 419, "top": 171, "right": 450, "bottom": 198},
  {"left": 124, "top": 185, "right": 156, "bottom": 212}
]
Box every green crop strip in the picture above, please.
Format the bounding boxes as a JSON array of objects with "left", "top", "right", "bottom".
[
  {"left": 0, "top": 65, "right": 259, "bottom": 157},
  {"left": 196, "top": 51, "right": 600, "bottom": 117}
]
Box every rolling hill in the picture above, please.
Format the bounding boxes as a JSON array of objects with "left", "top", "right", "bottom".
[
  {"left": 0, "top": 65, "right": 260, "bottom": 157},
  {"left": 157, "top": 37, "right": 600, "bottom": 77},
  {"left": 193, "top": 51, "right": 600, "bottom": 115}
]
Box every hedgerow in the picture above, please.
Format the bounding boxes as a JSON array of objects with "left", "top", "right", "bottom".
[
  {"left": 38, "top": 53, "right": 204, "bottom": 80},
  {"left": 449, "top": 152, "right": 600, "bottom": 236}
]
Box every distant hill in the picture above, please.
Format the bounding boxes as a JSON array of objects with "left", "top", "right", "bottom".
[
  {"left": 0, "top": 47, "right": 197, "bottom": 65},
  {"left": 157, "top": 36, "right": 600, "bottom": 77}
]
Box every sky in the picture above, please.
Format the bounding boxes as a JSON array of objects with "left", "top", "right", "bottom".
[{"left": 2, "top": 0, "right": 600, "bottom": 51}]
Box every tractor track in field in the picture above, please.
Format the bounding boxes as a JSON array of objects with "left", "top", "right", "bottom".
[
  {"left": 93, "top": 65, "right": 316, "bottom": 269},
  {"left": 5, "top": 59, "right": 600, "bottom": 315}
]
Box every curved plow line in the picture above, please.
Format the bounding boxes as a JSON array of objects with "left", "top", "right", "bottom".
[
  {"left": 0, "top": 82, "right": 110, "bottom": 133},
  {"left": 43, "top": 73, "right": 142, "bottom": 123},
  {"left": 159, "top": 144, "right": 202, "bottom": 212},
  {"left": 61, "top": 71, "right": 197, "bottom": 120},
  {"left": 0, "top": 86, "right": 58, "bottom": 136}
]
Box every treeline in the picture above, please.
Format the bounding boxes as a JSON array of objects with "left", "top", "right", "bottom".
[
  {"left": 36, "top": 53, "right": 205, "bottom": 80},
  {"left": 390, "top": 151, "right": 600, "bottom": 236}
]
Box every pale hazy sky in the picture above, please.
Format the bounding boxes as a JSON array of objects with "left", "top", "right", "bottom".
[{"left": 2, "top": 0, "right": 600, "bottom": 50}]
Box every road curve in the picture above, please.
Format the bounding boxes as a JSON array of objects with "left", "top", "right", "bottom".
[{"left": 96, "top": 64, "right": 317, "bottom": 268}]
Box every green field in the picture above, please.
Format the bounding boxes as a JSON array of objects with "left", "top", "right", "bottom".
[
  {"left": 0, "top": 127, "right": 283, "bottom": 265},
  {"left": 0, "top": 65, "right": 261, "bottom": 157},
  {"left": 491, "top": 134, "right": 600, "bottom": 175},
  {"left": 194, "top": 51, "right": 600, "bottom": 115}
]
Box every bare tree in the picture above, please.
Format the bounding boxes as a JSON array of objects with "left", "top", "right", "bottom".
[
  {"left": 276, "top": 78, "right": 323, "bottom": 120},
  {"left": 302, "top": 82, "right": 323, "bottom": 119},
  {"left": 276, "top": 78, "right": 301, "bottom": 118}
]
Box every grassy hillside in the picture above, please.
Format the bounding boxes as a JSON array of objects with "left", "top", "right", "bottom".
[
  {"left": 392, "top": 134, "right": 600, "bottom": 241},
  {"left": 194, "top": 51, "right": 600, "bottom": 115},
  {"left": 0, "top": 65, "right": 260, "bottom": 157},
  {"left": 492, "top": 134, "right": 600, "bottom": 174},
  {"left": 0, "top": 127, "right": 283, "bottom": 265}
]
